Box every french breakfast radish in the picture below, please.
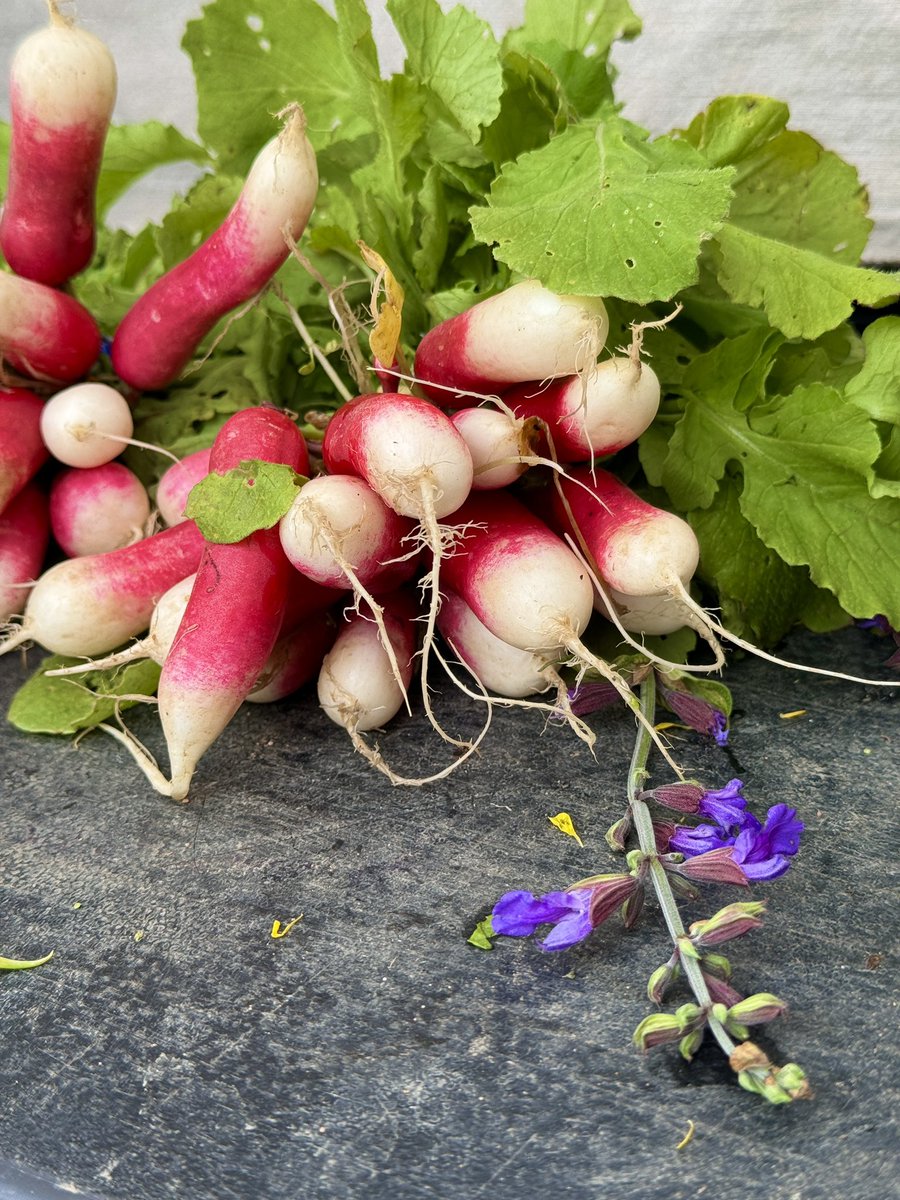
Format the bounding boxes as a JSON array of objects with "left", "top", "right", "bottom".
[
  {"left": 546, "top": 464, "right": 700, "bottom": 598},
  {"left": 0, "top": 518, "right": 205, "bottom": 657},
  {"left": 450, "top": 407, "right": 534, "bottom": 489},
  {"left": 440, "top": 489, "right": 684, "bottom": 773},
  {"left": 156, "top": 447, "right": 212, "bottom": 525},
  {"left": 0, "top": 272, "right": 101, "bottom": 383},
  {"left": 0, "top": 388, "right": 48, "bottom": 514},
  {"left": 247, "top": 610, "right": 338, "bottom": 704},
  {"left": 153, "top": 407, "right": 310, "bottom": 800},
  {"left": 0, "top": 1, "right": 117, "bottom": 286},
  {"left": 413, "top": 280, "right": 609, "bottom": 406},
  {"left": 0, "top": 483, "right": 50, "bottom": 624},
  {"left": 547, "top": 466, "right": 896, "bottom": 688},
  {"left": 279, "top": 474, "right": 417, "bottom": 592},
  {"left": 322, "top": 390, "right": 474, "bottom": 739},
  {"left": 39, "top": 382, "right": 134, "bottom": 469},
  {"left": 49, "top": 462, "right": 151, "bottom": 558},
  {"left": 503, "top": 356, "right": 661, "bottom": 462},
  {"left": 322, "top": 392, "right": 473, "bottom": 521},
  {"left": 436, "top": 588, "right": 551, "bottom": 699},
  {"left": 111, "top": 106, "right": 318, "bottom": 391}
]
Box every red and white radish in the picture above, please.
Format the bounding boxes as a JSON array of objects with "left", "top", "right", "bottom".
[
  {"left": 503, "top": 357, "right": 660, "bottom": 462},
  {"left": 436, "top": 588, "right": 551, "bottom": 699},
  {"left": 450, "top": 407, "right": 535, "bottom": 490},
  {"left": 39, "top": 383, "right": 134, "bottom": 469},
  {"left": 546, "top": 464, "right": 700, "bottom": 598},
  {"left": 0, "top": 388, "right": 48, "bottom": 513},
  {"left": 152, "top": 407, "right": 310, "bottom": 800},
  {"left": 0, "top": 518, "right": 205, "bottom": 658},
  {"left": 49, "top": 462, "right": 151, "bottom": 558},
  {"left": 111, "top": 106, "right": 318, "bottom": 391},
  {"left": 322, "top": 390, "right": 474, "bottom": 739},
  {"left": 155, "top": 447, "right": 212, "bottom": 526},
  {"left": 318, "top": 590, "right": 418, "bottom": 736},
  {"left": 413, "top": 280, "right": 609, "bottom": 406},
  {"left": 0, "top": 483, "right": 50, "bottom": 624},
  {"left": 322, "top": 392, "right": 473, "bottom": 521},
  {"left": 0, "top": 1, "right": 117, "bottom": 286},
  {"left": 247, "top": 610, "right": 337, "bottom": 704},
  {"left": 279, "top": 473, "right": 417, "bottom": 592},
  {"left": 441, "top": 489, "right": 684, "bottom": 773},
  {"left": 0, "top": 272, "right": 101, "bottom": 383}
]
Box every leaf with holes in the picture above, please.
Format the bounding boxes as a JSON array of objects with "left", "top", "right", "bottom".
[
  {"left": 185, "top": 460, "right": 307, "bottom": 543},
  {"left": 469, "top": 118, "right": 735, "bottom": 301}
]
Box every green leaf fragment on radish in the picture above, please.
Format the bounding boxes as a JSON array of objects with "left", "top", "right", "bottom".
[
  {"left": 469, "top": 119, "right": 736, "bottom": 301},
  {"left": 7, "top": 657, "right": 161, "bottom": 737},
  {"left": 185, "top": 460, "right": 306, "bottom": 543}
]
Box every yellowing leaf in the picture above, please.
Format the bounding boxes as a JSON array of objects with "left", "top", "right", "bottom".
[
  {"left": 359, "top": 241, "right": 405, "bottom": 367},
  {"left": 548, "top": 811, "right": 584, "bottom": 847}
]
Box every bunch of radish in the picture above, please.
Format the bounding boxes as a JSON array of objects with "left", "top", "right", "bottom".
[{"left": 2, "top": 2, "right": 892, "bottom": 805}]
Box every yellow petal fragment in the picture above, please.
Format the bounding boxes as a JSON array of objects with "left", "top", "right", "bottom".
[
  {"left": 548, "top": 812, "right": 584, "bottom": 848},
  {"left": 779, "top": 710, "right": 807, "bottom": 719},
  {"left": 359, "top": 240, "right": 405, "bottom": 368},
  {"left": 271, "top": 915, "right": 303, "bottom": 940}
]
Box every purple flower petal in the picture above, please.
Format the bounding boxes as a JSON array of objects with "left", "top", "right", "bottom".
[
  {"left": 669, "top": 822, "right": 732, "bottom": 857},
  {"left": 699, "top": 778, "right": 748, "bottom": 829},
  {"left": 492, "top": 890, "right": 578, "bottom": 937},
  {"left": 538, "top": 891, "right": 595, "bottom": 951}
]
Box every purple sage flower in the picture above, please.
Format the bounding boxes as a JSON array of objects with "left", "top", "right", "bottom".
[
  {"left": 731, "top": 805, "right": 804, "bottom": 881},
  {"left": 670, "top": 802, "right": 804, "bottom": 884},
  {"left": 491, "top": 889, "right": 594, "bottom": 951},
  {"left": 698, "top": 779, "right": 748, "bottom": 828}
]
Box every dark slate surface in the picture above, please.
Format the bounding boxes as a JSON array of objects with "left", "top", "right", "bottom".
[{"left": 1, "top": 628, "right": 897, "bottom": 1200}]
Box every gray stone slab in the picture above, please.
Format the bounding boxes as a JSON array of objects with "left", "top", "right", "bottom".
[{"left": 1, "top": 627, "right": 897, "bottom": 1200}]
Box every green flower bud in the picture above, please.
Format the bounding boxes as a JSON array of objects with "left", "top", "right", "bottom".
[
  {"left": 679, "top": 1029, "right": 704, "bottom": 1062},
  {"left": 728, "top": 992, "right": 789, "bottom": 1027},
  {"left": 633, "top": 1012, "right": 683, "bottom": 1051},
  {"left": 646, "top": 960, "right": 679, "bottom": 1005}
]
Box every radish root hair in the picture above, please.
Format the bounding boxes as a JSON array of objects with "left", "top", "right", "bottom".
[{"left": 670, "top": 578, "right": 900, "bottom": 689}]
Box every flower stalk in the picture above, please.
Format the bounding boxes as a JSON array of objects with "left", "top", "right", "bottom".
[{"left": 627, "top": 671, "right": 739, "bottom": 1060}]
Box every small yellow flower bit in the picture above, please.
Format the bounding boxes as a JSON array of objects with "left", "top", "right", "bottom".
[
  {"left": 548, "top": 812, "right": 584, "bottom": 848},
  {"left": 270, "top": 915, "right": 303, "bottom": 940}
]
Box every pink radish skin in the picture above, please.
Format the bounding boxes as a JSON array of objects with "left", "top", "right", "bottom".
[
  {"left": 504, "top": 357, "right": 661, "bottom": 462},
  {"left": 157, "top": 407, "right": 310, "bottom": 800},
  {"left": 0, "top": 483, "right": 50, "bottom": 623},
  {"left": 414, "top": 280, "right": 609, "bottom": 406},
  {"left": 442, "top": 491, "right": 593, "bottom": 655},
  {"left": 450, "top": 408, "right": 533, "bottom": 490},
  {"left": 49, "top": 462, "right": 151, "bottom": 558},
  {"left": 317, "top": 591, "right": 419, "bottom": 734},
  {"left": 437, "top": 588, "right": 551, "bottom": 699},
  {"left": 0, "top": 519, "right": 206, "bottom": 657},
  {"left": 0, "top": 389, "right": 48, "bottom": 513},
  {"left": 112, "top": 108, "right": 317, "bottom": 391},
  {"left": 546, "top": 465, "right": 700, "bottom": 597},
  {"left": 279, "top": 473, "right": 417, "bottom": 591},
  {"left": 322, "top": 392, "right": 473, "bottom": 520},
  {"left": 248, "top": 610, "right": 338, "bottom": 704},
  {"left": 156, "top": 448, "right": 212, "bottom": 526},
  {"left": 0, "top": 6, "right": 116, "bottom": 285},
  {"left": 0, "top": 273, "right": 101, "bottom": 383}
]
